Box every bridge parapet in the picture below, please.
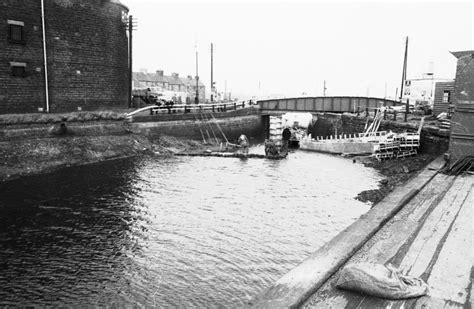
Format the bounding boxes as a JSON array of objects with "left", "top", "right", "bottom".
[{"left": 258, "top": 96, "right": 400, "bottom": 114}]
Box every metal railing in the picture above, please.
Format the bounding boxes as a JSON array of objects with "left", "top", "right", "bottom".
[{"left": 126, "top": 101, "right": 257, "bottom": 118}]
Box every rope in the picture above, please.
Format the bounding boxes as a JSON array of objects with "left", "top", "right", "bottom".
[
  {"left": 201, "top": 112, "right": 220, "bottom": 144},
  {"left": 210, "top": 112, "right": 229, "bottom": 144},
  {"left": 191, "top": 108, "right": 207, "bottom": 144}
]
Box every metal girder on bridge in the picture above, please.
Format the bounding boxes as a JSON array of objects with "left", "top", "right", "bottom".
[{"left": 258, "top": 96, "right": 399, "bottom": 114}]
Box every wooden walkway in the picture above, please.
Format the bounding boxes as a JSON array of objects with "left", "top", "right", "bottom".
[{"left": 302, "top": 173, "right": 473, "bottom": 308}]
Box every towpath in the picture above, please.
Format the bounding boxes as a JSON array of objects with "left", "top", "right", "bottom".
[{"left": 302, "top": 172, "right": 473, "bottom": 308}]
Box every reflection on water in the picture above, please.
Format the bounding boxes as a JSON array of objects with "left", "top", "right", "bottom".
[{"left": 0, "top": 147, "right": 381, "bottom": 307}]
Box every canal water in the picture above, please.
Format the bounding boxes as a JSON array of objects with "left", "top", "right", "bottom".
[{"left": 0, "top": 147, "right": 381, "bottom": 307}]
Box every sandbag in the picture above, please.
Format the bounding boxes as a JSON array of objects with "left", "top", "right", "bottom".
[{"left": 335, "top": 263, "right": 429, "bottom": 299}]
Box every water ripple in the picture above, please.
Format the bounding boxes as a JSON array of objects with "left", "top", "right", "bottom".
[{"left": 0, "top": 150, "right": 380, "bottom": 307}]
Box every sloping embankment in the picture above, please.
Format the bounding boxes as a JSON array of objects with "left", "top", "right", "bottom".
[{"left": 0, "top": 111, "right": 214, "bottom": 182}]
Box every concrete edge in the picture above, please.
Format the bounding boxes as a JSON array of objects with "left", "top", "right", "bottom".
[{"left": 248, "top": 156, "right": 446, "bottom": 309}]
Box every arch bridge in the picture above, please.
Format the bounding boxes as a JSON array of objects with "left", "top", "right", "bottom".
[{"left": 258, "top": 96, "right": 400, "bottom": 115}]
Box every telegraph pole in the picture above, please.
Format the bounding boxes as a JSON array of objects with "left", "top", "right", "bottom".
[
  {"left": 128, "top": 15, "right": 137, "bottom": 108},
  {"left": 195, "top": 45, "right": 199, "bottom": 104},
  {"left": 399, "top": 36, "right": 409, "bottom": 102},
  {"left": 210, "top": 43, "right": 214, "bottom": 102}
]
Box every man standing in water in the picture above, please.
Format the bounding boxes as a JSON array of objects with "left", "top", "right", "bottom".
[
  {"left": 282, "top": 127, "right": 292, "bottom": 153},
  {"left": 238, "top": 134, "right": 249, "bottom": 154}
]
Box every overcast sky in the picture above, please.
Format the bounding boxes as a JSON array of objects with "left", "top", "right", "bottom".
[{"left": 127, "top": 0, "right": 473, "bottom": 100}]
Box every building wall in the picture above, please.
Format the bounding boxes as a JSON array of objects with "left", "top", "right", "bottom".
[
  {"left": 0, "top": 0, "right": 129, "bottom": 114},
  {"left": 449, "top": 51, "right": 474, "bottom": 161},
  {"left": 0, "top": 0, "right": 44, "bottom": 113},
  {"left": 433, "top": 81, "right": 455, "bottom": 116},
  {"left": 453, "top": 53, "right": 474, "bottom": 105}
]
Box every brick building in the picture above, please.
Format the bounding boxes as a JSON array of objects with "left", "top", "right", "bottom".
[
  {"left": 0, "top": 0, "right": 129, "bottom": 114},
  {"left": 133, "top": 70, "right": 206, "bottom": 103}
]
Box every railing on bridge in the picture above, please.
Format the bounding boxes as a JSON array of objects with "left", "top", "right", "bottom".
[
  {"left": 258, "top": 96, "right": 400, "bottom": 114},
  {"left": 126, "top": 101, "right": 257, "bottom": 118}
]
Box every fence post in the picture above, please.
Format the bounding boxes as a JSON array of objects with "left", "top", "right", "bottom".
[{"left": 404, "top": 99, "right": 409, "bottom": 122}]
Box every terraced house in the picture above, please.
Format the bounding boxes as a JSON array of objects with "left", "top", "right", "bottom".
[
  {"left": 133, "top": 70, "right": 206, "bottom": 103},
  {"left": 0, "top": 0, "right": 130, "bottom": 114}
]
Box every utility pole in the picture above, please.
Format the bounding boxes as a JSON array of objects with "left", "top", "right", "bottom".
[
  {"left": 128, "top": 15, "right": 137, "bottom": 109},
  {"left": 399, "top": 36, "right": 409, "bottom": 102},
  {"left": 210, "top": 43, "right": 214, "bottom": 102},
  {"left": 41, "top": 0, "right": 49, "bottom": 112},
  {"left": 195, "top": 45, "right": 199, "bottom": 104}
]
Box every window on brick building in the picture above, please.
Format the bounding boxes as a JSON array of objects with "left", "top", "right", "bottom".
[
  {"left": 10, "top": 62, "right": 27, "bottom": 77},
  {"left": 442, "top": 91, "right": 451, "bottom": 103},
  {"left": 7, "top": 20, "right": 25, "bottom": 44}
]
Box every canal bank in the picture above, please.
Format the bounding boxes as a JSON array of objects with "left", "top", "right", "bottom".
[
  {"left": 0, "top": 109, "right": 263, "bottom": 182},
  {"left": 1, "top": 109, "right": 446, "bottom": 197}
]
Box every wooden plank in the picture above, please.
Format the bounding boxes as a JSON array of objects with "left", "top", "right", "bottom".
[
  {"left": 423, "top": 176, "right": 473, "bottom": 305},
  {"left": 398, "top": 176, "right": 472, "bottom": 279},
  {"left": 301, "top": 173, "right": 462, "bottom": 308}
]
